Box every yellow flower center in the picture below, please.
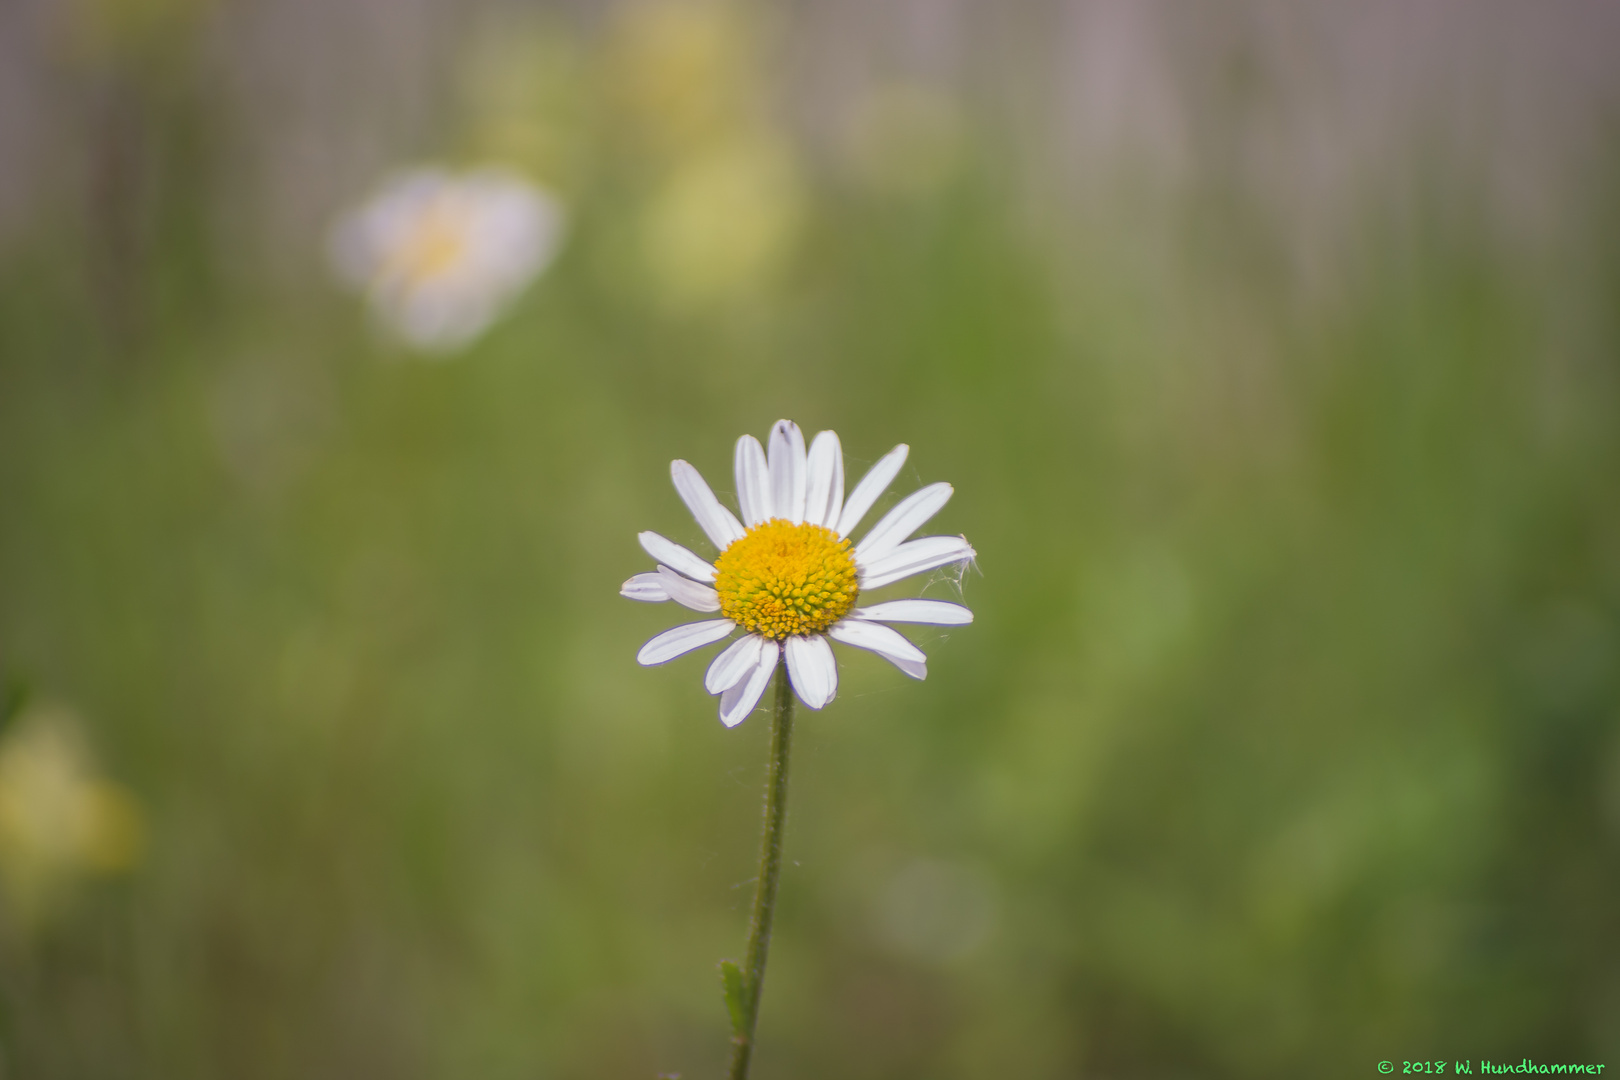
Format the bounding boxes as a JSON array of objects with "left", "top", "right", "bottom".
[
  {"left": 713, "top": 519, "right": 859, "bottom": 639},
  {"left": 389, "top": 203, "right": 470, "bottom": 286}
]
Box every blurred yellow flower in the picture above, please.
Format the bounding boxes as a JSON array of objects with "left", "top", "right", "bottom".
[
  {"left": 0, "top": 706, "right": 143, "bottom": 924},
  {"left": 607, "top": 0, "right": 762, "bottom": 157},
  {"left": 329, "top": 167, "right": 566, "bottom": 353},
  {"left": 638, "top": 137, "right": 805, "bottom": 311},
  {"left": 602, "top": 1, "right": 808, "bottom": 311},
  {"left": 456, "top": 13, "right": 591, "bottom": 189}
]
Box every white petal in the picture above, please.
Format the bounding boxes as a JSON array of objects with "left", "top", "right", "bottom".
[
  {"left": 855, "top": 482, "right": 953, "bottom": 562},
  {"left": 836, "top": 444, "right": 909, "bottom": 537},
  {"left": 768, "top": 420, "right": 808, "bottom": 524},
  {"left": 888, "top": 656, "right": 928, "bottom": 680},
  {"left": 638, "top": 531, "right": 717, "bottom": 582},
  {"left": 656, "top": 566, "right": 721, "bottom": 612},
  {"left": 828, "top": 619, "right": 927, "bottom": 679},
  {"left": 620, "top": 573, "right": 671, "bottom": 602},
  {"left": 785, "top": 634, "right": 838, "bottom": 710},
  {"left": 636, "top": 620, "right": 735, "bottom": 666},
  {"left": 734, "top": 435, "right": 772, "bottom": 526},
  {"left": 706, "top": 633, "right": 765, "bottom": 694},
  {"left": 804, "top": 431, "right": 845, "bottom": 531},
  {"left": 719, "top": 641, "right": 780, "bottom": 728},
  {"left": 380, "top": 287, "right": 496, "bottom": 351},
  {"left": 853, "top": 599, "right": 974, "bottom": 625},
  {"left": 859, "top": 536, "right": 976, "bottom": 590},
  {"left": 672, "top": 460, "right": 745, "bottom": 550}
]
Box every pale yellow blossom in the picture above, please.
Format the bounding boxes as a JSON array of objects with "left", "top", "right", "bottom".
[
  {"left": 0, "top": 706, "right": 143, "bottom": 925},
  {"left": 637, "top": 136, "right": 805, "bottom": 311},
  {"left": 607, "top": 0, "right": 763, "bottom": 157},
  {"left": 456, "top": 14, "right": 591, "bottom": 188}
]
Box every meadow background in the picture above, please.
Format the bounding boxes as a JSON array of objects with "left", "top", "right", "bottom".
[{"left": 2, "top": 1, "right": 1620, "bottom": 1077}]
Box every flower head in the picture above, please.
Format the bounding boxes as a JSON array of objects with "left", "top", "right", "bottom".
[
  {"left": 622, "top": 421, "right": 976, "bottom": 726},
  {"left": 329, "top": 166, "right": 565, "bottom": 353},
  {"left": 636, "top": 137, "right": 805, "bottom": 312},
  {"left": 0, "top": 706, "right": 143, "bottom": 925},
  {"left": 607, "top": 0, "right": 760, "bottom": 156}
]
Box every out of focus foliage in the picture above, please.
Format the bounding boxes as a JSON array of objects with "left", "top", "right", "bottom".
[{"left": 1, "top": 2, "right": 1618, "bottom": 1078}]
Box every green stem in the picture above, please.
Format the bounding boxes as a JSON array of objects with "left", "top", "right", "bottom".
[{"left": 728, "top": 660, "right": 796, "bottom": 1080}]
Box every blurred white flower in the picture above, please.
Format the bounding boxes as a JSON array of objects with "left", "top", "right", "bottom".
[{"left": 329, "top": 167, "right": 565, "bottom": 353}]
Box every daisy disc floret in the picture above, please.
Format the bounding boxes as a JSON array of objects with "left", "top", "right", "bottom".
[
  {"left": 713, "top": 520, "right": 859, "bottom": 638},
  {"left": 622, "top": 420, "right": 975, "bottom": 726}
]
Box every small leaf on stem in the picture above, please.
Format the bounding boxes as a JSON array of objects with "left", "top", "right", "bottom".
[{"left": 719, "top": 959, "right": 750, "bottom": 1037}]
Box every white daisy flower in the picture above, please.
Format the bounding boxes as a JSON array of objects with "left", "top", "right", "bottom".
[
  {"left": 622, "top": 420, "right": 976, "bottom": 727},
  {"left": 329, "top": 166, "right": 565, "bottom": 353}
]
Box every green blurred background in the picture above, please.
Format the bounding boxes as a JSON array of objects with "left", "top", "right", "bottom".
[{"left": 3, "top": 1, "right": 1620, "bottom": 1077}]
